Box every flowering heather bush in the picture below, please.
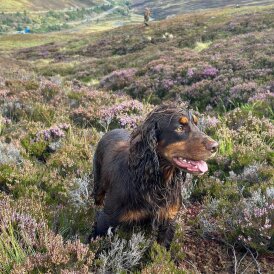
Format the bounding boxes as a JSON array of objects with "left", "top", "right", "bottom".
[
  {"left": 98, "top": 100, "right": 143, "bottom": 130},
  {"left": 118, "top": 114, "right": 143, "bottom": 129},
  {"left": 198, "top": 115, "right": 220, "bottom": 132},
  {"left": 198, "top": 188, "right": 274, "bottom": 253},
  {"left": 186, "top": 66, "right": 218, "bottom": 83},
  {"left": 100, "top": 68, "right": 137, "bottom": 90},
  {"left": 70, "top": 89, "right": 147, "bottom": 128},
  {"left": 249, "top": 90, "right": 274, "bottom": 103},
  {"left": 202, "top": 66, "right": 218, "bottom": 78},
  {"left": 72, "top": 97, "right": 145, "bottom": 131},
  {"left": 229, "top": 82, "right": 257, "bottom": 103},
  {"left": 90, "top": 22, "right": 274, "bottom": 111},
  {"left": 20, "top": 124, "right": 70, "bottom": 160},
  {"left": 39, "top": 79, "right": 60, "bottom": 100},
  {"left": 0, "top": 195, "right": 95, "bottom": 273},
  {"left": 35, "top": 123, "right": 70, "bottom": 141}
]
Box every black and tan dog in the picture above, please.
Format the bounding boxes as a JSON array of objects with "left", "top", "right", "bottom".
[{"left": 91, "top": 104, "right": 218, "bottom": 247}]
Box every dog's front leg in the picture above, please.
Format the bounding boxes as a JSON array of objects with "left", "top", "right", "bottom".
[
  {"left": 93, "top": 210, "right": 118, "bottom": 238},
  {"left": 156, "top": 219, "right": 176, "bottom": 249}
]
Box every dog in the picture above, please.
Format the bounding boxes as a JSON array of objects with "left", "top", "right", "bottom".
[{"left": 91, "top": 104, "right": 218, "bottom": 247}]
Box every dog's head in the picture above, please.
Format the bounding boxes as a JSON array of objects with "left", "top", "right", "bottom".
[
  {"left": 156, "top": 107, "right": 218, "bottom": 175},
  {"left": 131, "top": 104, "right": 218, "bottom": 176}
]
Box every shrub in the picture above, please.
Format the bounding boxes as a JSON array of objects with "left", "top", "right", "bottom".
[
  {"left": 71, "top": 98, "right": 145, "bottom": 131},
  {"left": 40, "top": 80, "right": 60, "bottom": 101},
  {"left": 0, "top": 195, "right": 95, "bottom": 274},
  {"left": 142, "top": 243, "right": 186, "bottom": 274},
  {"left": 0, "top": 142, "right": 22, "bottom": 166},
  {"left": 198, "top": 187, "right": 274, "bottom": 253},
  {"left": 70, "top": 174, "right": 90, "bottom": 208},
  {"left": 100, "top": 68, "right": 137, "bottom": 90},
  {"left": 98, "top": 231, "right": 148, "bottom": 273}
]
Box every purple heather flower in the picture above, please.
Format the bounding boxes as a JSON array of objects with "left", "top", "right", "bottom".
[
  {"left": 202, "top": 67, "right": 218, "bottom": 77},
  {"left": 187, "top": 68, "right": 195, "bottom": 78},
  {"left": 36, "top": 124, "right": 68, "bottom": 141},
  {"left": 118, "top": 115, "right": 141, "bottom": 128},
  {"left": 100, "top": 100, "right": 143, "bottom": 121},
  {"left": 59, "top": 123, "right": 70, "bottom": 130},
  {"left": 161, "top": 79, "right": 175, "bottom": 90},
  {"left": 248, "top": 91, "right": 274, "bottom": 102}
]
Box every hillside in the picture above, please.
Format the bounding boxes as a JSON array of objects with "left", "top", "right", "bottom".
[
  {"left": 0, "top": 0, "right": 101, "bottom": 12},
  {"left": 131, "top": 0, "right": 274, "bottom": 19},
  {"left": 0, "top": 4, "right": 273, "bottom": 274},
  {"left": 0, "top": 1, "right": 134, "bottom": 34}
]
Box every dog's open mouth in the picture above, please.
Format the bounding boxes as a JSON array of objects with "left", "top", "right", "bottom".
[{"left": 173, "top": 157, "right": 208, "bottom": 174}]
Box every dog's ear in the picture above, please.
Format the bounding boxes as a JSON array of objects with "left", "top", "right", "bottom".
[{"left": 129, "top": 120, "right": 160, "bottom": 188}]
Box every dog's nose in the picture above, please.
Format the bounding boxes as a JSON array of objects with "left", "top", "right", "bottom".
[{"left": 206, "top": 141, "right": 219, "bottom": 153}]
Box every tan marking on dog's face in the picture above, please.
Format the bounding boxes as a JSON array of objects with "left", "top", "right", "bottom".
[
  {"left": 119, "top": 210, "right": 148, "bottom": 223},
  {"left": 179, "top": 116, "right": 189, "bottom": 125},
  {"left": 159, "top": 140, "right": 187, "bottom": 161}
]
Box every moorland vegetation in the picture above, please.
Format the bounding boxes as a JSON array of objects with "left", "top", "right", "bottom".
[{"left": 0, "top": 4, "right": 273, "bottom": 273}]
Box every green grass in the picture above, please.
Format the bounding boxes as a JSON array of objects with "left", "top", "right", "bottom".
[
  {"left": 0, "top": 223, "right": 28, "bottom": 273},
  {"left": 194, "top": 41, "right": 212, "bottom": 52},
  {"left": 0, "top": 14, "right": 143, "bottom": 51},
  {"left": 0, "top": 0, "right": 100, "bottom": 12},
  {"left": 0, "top": 34, "right": 60, "bottom": 51}
]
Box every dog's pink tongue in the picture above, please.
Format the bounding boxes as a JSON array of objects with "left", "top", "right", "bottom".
[
  {"left": 174, "top": 158, "right": 208, "bottom": 174},
  {"left": 196, "top": 160, "right": 208, "bottom": 173}
]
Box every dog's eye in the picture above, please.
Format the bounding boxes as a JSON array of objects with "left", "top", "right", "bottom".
[
  {"left": 175, "top": 126, "right": 185, "bottom": 133},
  {"left": 192, "top": 115, "right": 198, "bottom": 125}
]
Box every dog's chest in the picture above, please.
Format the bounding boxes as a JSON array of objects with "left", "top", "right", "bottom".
[{"left": 156, "top": 204, "right": 180, "bottom": 220}]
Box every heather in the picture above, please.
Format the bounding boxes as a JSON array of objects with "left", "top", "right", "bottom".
[{"left": 0, "top": 4, "right": 273, "bottom": 273}]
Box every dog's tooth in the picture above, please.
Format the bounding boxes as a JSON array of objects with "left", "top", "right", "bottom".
[{"left": 182, "top": 159, "right": 186, "bottom": 162}]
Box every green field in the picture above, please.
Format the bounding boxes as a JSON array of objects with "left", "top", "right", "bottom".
[{"left": 0, "top": 0, "right": 100, "bottom": 12}]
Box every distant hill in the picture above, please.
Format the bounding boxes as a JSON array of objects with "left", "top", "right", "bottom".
[
  {"left": 0, "top": 0, "right": 100, "bottom": 12},
  {"left": 131, "top": 0, "right": 274, "bottom": 19}
]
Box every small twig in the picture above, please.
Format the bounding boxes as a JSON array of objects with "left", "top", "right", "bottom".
[
  {"left": 236, "top": 251, "right": 248, "bottom": 272},
  {"left": 245, "top": 246, "right": 262, "bottom": 274},
  {"left": 183, "top": 259, "right": 200, "bottom": 273},
  {"left": 241, "top": 260, "right": 254, "bottom": 274},
  {"left": 229, "top": 243, "right": 238, "bottom": 274}
]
